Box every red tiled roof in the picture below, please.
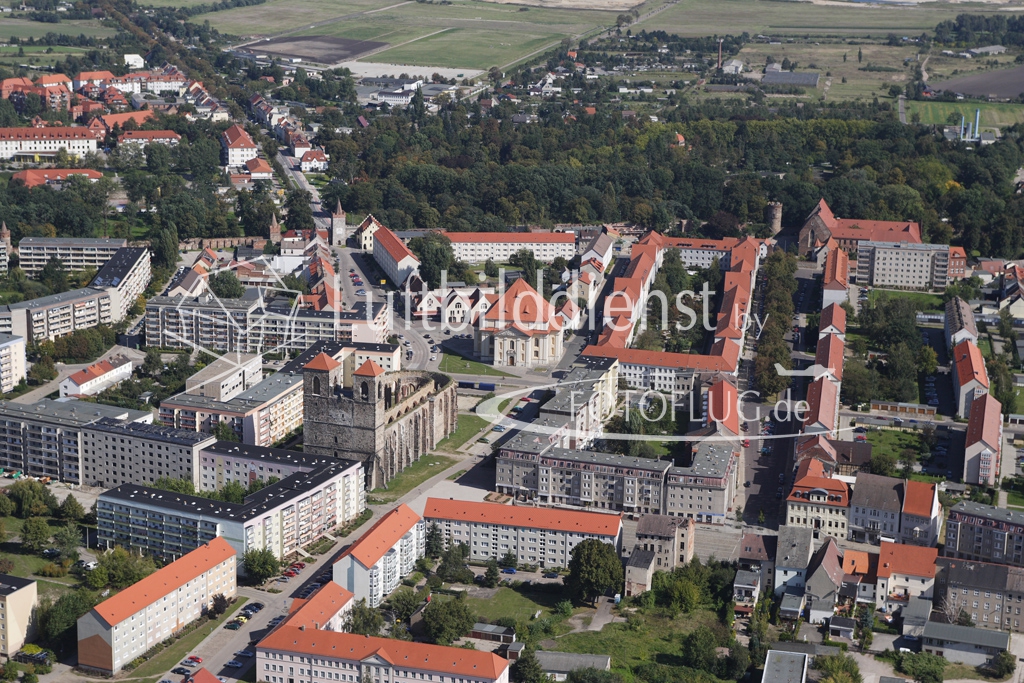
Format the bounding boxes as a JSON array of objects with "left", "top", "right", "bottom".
[
  {"left": 77, "top": 70, "right": 116, "bottom": 81},
  {"left": 222, "top": 123, "right": 257, "bottom": 149},
  {"left": 804, "top": 377, "right": 838, "bottom": 432},
  {"left": 245, "top": 157, "right": 273, "bottom": 174},
  {"left": 121, "top": 129, "right": 181, "bottom": 142},
  {"left": 485, "top": 278, "right": 557, "bottom": 327},
  {"left": 67, "top": 359, "right": 116, "bottom": 386},
  {"left": 903, "top": 480, "right": 936, "bottom": 519},
  {"left": 91, "top": 538, "right": 234, "bottom": 626},
  {"left": 424, "top": 498, "right": 621, "bottom": 536},
  {"left": 788, "top": 458, "right": 849, "bottom": 506},
  {"left": 336, "top": 504, "right": 420, "bottom": 569},
  {"left": 820, "top": 303, "right": 847, "bottom": 335},
  {"left": 282, "top": 582, "right": 354, "bottom": 629},
  {"left": 876, "top": 541, "right": 937, "bottom": 579},
  {"left": 954, "top": 340, "right": 989, "bottom": 388},
  {"left": 842, "top": 550, "right": 878, "bottom": 582},
  {"left": 305, "top": 352, "right": 341, "bottom": 372},
  {"left": 814, "top": 199, "right": 922, "bottom": 244},
  {"left": 100, "top": 110, "right": 154, "bottom": 129},
  {"left": 707, "top": 379, "right": 739, "bottom": 436},
  {"left": 354, "top": 359, "right": 385, "bottom": 377},
  {"left": 258, "top": 626, "right": 508, "bottom": 679},
  {"left": 12, "top": 168, "right": 102, "bottom": 188},
  {"left": 374, "top": 226, "right": 419, "bottom": 265},
  {"left": 192, "top": 669, "right": 221, "bottom": 683},
  {"left": 815, "top": 334, "right": 845, "bottom": 382},
  {"left": 443, "top": 231, "right": 574, "bottom": 244},
  {"left": 823, "top": 248, "right": 849, "bottom": 289},
  {"left": 301, "top": 150, "right": 327, "bottom": 162},
  {"left": 966, "top": 393, "right": 1002, "bottom": 452}
]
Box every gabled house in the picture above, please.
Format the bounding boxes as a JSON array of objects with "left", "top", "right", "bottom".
[
  {"left": 952, "top": 339, "right": 989, "bottom": 419},
  {"left": 786, "top": 458, "right": 850, "bottom": 540},
  {"left": 739, "top": 533, "right": 777, "bottom": 595},
  {"left": 819, "top": 303, "right": 847, "bottom": 341},
  {"left": 876, "top": 541, "right": 937, "bottom": 613},
  {"left": 900, "top": 480, "right": 940, "bottom": 547},
  {"left": 803, "top": 377, "right": 839, "bottom": 438},
  {"left": 774, "top": 526, "right": 814, "bottom": 596},
  {"left": 805, "top": 538, "right": 845, "bottom": 623},
  {"left": 848, "top": 473, "right": 902, "bottom": 545},
  {"left": 964, "top": 394, "right": 1002, "bottom": 488}
]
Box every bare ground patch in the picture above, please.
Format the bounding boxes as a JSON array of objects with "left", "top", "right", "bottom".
[{"left": 240, "top": 35, "right": 386, "bottom": 63}]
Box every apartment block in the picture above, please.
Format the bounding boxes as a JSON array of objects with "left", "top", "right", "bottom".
[
  {"left": 159, "top": 370, "right": 303, "bottom": 447},
  {"left": 333, "top": 504, "right": 424, "bottom": 607},
  {"left": 0, "top": 127, "right": 98, "bottom": 160},
  {"left": 631, "top": 514, "right": 695, "bottom": 569},
  {"left": 77, "top": 538, "right": 236, "bottom": 675},
  {"left": 0, "top": 399, "right": 151, "bottom": 483},
  {"left": 965, "top": 394, "right": 1003, "bottom": 488},
  {"left": 0, "top": 287, "right": 112, "bottom": 342},
  {"left": 953, "top": 339, "right": 990, "bottom": 418},
  {"left": 145, "top": 295, "right": 389, "bottom": 352},
  {"left": 876, "top": 542, "right": 937, "bottom": 613},
  {"left": 184, "top": 352, "right": 264, "bottom": 402},
  {"left": 373, "top": 226, "right": 420, "bottom": 287},
  {"left": 0, "top": 576, "right": 36, "bottom": 655},
  {"left": 785, "top": 459, "right": 850, "bottom": 540},
  {"left": 856, "top": 241, "right": 951, "bottom": 291},
  {"left": 0, "top": 334, "right": 26, "bottom": 393},
  {"left": 444, "top": 232, "right": 576, "bottom": 263},
  {"left": 945, "top": 501, "right": 1024, "bottom": 567},
  {"left": 97, "top": 458, "right": 364, "bottom": 560},
  {"left": 89, "top": 247, "right": 151, "bottom": 322},
  {"left": 935, "top": 557, "right": 1024, "bottom": 632},
  {"left": 848, "top": 473, "right": 901, "bottom": 545},
  {"left": 81, "top": 418, "right": 215, "bottom": 488},
  {"left": 423, "top": 498, "right": 622, "bottom": 568},
  {"left": 18, "top": 237, "right": 126, "bottom": 275},
  {"left": 257, "top": 628, "right": 509, "bottom": 683}
]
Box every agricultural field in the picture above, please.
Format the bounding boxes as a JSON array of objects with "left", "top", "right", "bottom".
[
  {"left": 737, "top": 41, "right": 918, "bottom": 100},
  {"left": 198, "top": 0, "right": 400, "bottom": 36},
  {"left": 632, "top": 0, "right": 1008, "bottom": 37},
  {"left": 0, "top": 17, "right": 117, "bottom": 40},
  {"left": 905, "top": 100, "right": 1024, "bottom": 128},
  {"left": 0, "top": 44, "right": 94, "bottom": 69},
  {"left": 930, "top": 62, "right": 1024, "bottom": 99}
]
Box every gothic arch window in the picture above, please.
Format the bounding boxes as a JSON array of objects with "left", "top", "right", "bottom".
[
  {"left": 313, "top": 376, "right": 321, "bottom": 395},
  {"left": 361, "top": 381, "right": 369, "bottom": 400}
]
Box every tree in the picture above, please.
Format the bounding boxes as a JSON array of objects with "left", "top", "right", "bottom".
[
  {"left": 426, "top": 522, "right": 445, "bottom": 557},
  {"left": 29, "top": 356, "right": 57, "bottom": 384},
  {"left": 211, "top": 593, "right": 230, "bottom": 616},
  {"left": 422, "top": 594, "right": 475, "bottom": 645},
  {"left": 346, "top": 598, "right": 384, "bottom": 636},
  {"left": 284, "top": 189, "right": 316, "bottom": 232},
  {"left": 7, "top": 479, "right": 57, "bottom": 517},
  {"left": 992, "top": 651, "right": 1016, "bottom": 678},
  {"left": 97, "top": 546, "right": 156, "bottom": 588},
  {"left": 511, "top": 649, "right": 548, "bottom": 683},
  {"left": 858, "top": 47, "right": 863, "bottom": 62},
  {"left": 84, "top": 565, "right": 108, "bottom": 590},
  {"left": 390, "top": 589, "right": 422, "bottom": 622},
  {"left": 208, "top": 271, "right": 245, "bottom": 299},
  {"left": 58, "top": 494, "right": 84, "bottom": 521},
  {"left": 52, "top": 522, "right": 81, "bottom": 561},
  {"left": 896, "top": 652, "right": 946, "bottom": 683},
  {"left": 408, "top": 232, "right": 456, "bottom": 290},
  {"left": 242, "top": 547, "right": 278, "bottom": 584},
  {"left": 142, "top": 348, "right": 162, "bottom": 375},
  {"left": 681, "top": 625, "right": 719, "bottom": 673},
  {"left": 566, "top": 669, "right": 623, "bottom": 683},
  {"left": 566, "top": 539, "right": 623, "bottom": 604},
  {"left": 37, "top": 588, "right": 96, "bottom": 650},
  {"left": 869, "top": 451, "right": 898, "bottom": 477},
  {"left": 0, "top": 494, "right": 13, "bottom": 518},
  {"left": 484, "top": 559, "right": 500, "bottom": 588},
  {"left": 437, "top": 543, "right": 473, "bottom": 584},
  {"left": 814, "top": 654, "right": 862, "bottom": 683},
  {"left": 499, "top": 550, "right": 518, "bottom": 569},
  {"left": 21, "top": 517, "right": 51, "bottom": 552},
  {"left": 916, "top": 346, "right": 938, "bottom": 376},
  {"left": 39, "top": 257, "right": 68, "bottom": 294}
]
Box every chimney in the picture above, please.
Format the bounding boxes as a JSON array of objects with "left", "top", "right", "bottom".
[{"left": 717, "top": 39, "right": 723, "bottom": 70}]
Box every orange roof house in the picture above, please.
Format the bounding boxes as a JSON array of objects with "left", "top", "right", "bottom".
[
  {"left": 77, "top": 538, "right": 236, "bottom": 674},
  {"left": 819, "top": 303, "right": 847, "bottom": 338},
  {"left": 333, "top": 504, "right": 422, "bottom": 607},
  {"left": 801, "top": 199, "right": 922, "bottom": 255},
  {"left": 12, "top": 168, "right": 103, "bottom": 188},
  {"left": 804, "top": 377, "right": 839, "bottom": 437},
  {"left": 953, "top": 339, "right": 989, "bottom": 418},
  {"left": 423, "top": 498, "right": 622, "bottom": 537},
  {"left": 823, "top": 248, "right": 849, "bottom": 290},
  {"left": 964, "top": 393, "right": 1002, "bottom": 487},
  {"left": 99, "top": 110, "right": 155, "bottom": 131},
  {"left": 706, "top": 378, "right": 739, "bottom": 436}
]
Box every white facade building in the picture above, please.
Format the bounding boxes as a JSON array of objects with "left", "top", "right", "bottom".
[
  {"left": 333, "top": 504, "right": 423, "bottom": 607},
  {"left": 0, "top": 334, "right": 26, "bottom": 393}
]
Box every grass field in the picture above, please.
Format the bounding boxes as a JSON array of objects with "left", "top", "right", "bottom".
[
  {"left": 130, "top": 597, "right": 249, "bottom": 678},
  {"left": 979, "top": 336, "right": 993, "bottom": 359},
  {"left": 868, "top": 289, "right": 945, "bottom": 312},
  {"left": 905, "top": 100, "right": 1024, "bottom": 129},
  {"left": 633, "top": 0, "right": 1008, "bottom": 36},
  {"left": 435, "top": 413, "right": 489, "bottom": 452},
  {"left": 0, "top": 17, "right": 117, "bottom": 39},
  {"left": 364, "top": 27, "right": 560, "bottom": 69},
  {"left": 368, "top": 453, "right": 456, "bottom": 501},
  {"left": 464, "top": 585, "right": 566, "bottom": 622},
  {"left": 866, "top": 428, "right": 922, "bottom": 461},
  {"left": 438, "top": 353, "right": 514, "bottom": 377}
]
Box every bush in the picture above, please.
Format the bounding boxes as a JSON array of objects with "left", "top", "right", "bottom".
[{"left": 35, "top": 563, "right": 67, "bottom": 578}]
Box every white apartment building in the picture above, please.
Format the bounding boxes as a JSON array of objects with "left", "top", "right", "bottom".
[
  {"left": 856, "top": 241, "right": 951, "bottom": 291},
  {"left": 77, "top": 537, "right": 237, "bottom": 675},
  {"left": 0, "top": 287, "right": 112, "bottom": 342},
  {"left": 0, "top": 127, "right": 98, "bottom": 160},
  {"left": 185, "top": 353, "right": 264, "bottom": 402},
  {"left": 60, "top": 354, "right": 134, "bottom": 397},
  {"left": 965, "top": 394, "right": 1003, "bottom": 488},
  {"left": 17, "top": 237, "right": 126, "bottom": 275},
  {"left": 80, "top": 418, "right": 216, "bottom": 488},
  {"left": 222, "top": 124, "right": 258, "bottom": 167},
  {"left": 444, "top": 232, "right": 576, "bottom": 263},
  {"left": 97, "top": 458, "right": 365, "bottom": 561},
  {"left": 373, "top": 226, "right": 420, "bottom": 286},
  {"left": 89, "top": 247, "right": 151, "bottom": 322},
  {"left": 423, "top": 498, "right": 622, "bottom": 567},
  {"left": 876, "top": 541, "right": 938, "bottom": 613},
  {"left": 0, "top": 575, "right": 36, "bottom": 656},
  {"left": 0, "top": 334, "right": 25, "bottom": 393},
  {"left": 257, "top": 629, "right": 510, "bottom": 683},
  {"left": 333, "top": 504, "right": 424, "bottom": 607}
]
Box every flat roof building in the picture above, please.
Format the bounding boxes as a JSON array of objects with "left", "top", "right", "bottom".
[
  {"left": 0, "top": 575, "right": 35, "bottom": 656},
  {"left": 89, "top": 247, "right": 151, "bottom": 322},
  {"left": 18, "top": 237, "right": 126, "bottom": 275}
]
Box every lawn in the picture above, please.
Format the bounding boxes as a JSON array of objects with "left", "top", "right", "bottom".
[
  {"left": 868, "top": 289, "right": 944, "bottom": 313},
  {"left": 554, "top": 609, "right": 723, "bottom": 673},
  {"left": 464, "top": 585, "right": 567, "bottom": 622},
  {"left": 0, "top": 17, "right": 117, "bottom": 39},
  {"left": 368, "top": 453, "right": 456, "bottom": 502},
  {"left": 435, "top": 414, "right": 489, "bottom": 452},
  {"left": 130, "top": 597, "right": 249, "bottom": 678},
  {"left": 437, "top": 353, "right": 514, "bottom": 378},
  {"left": 905, "top": 100, "right": 1024, "bottom": 129},
  {"left": 364, "top": 27, "right": 562, "bottom": 70},
  {"left": 979, "top": 337, "right": 993, "bottom": 360},
  {"left": 865, "top": 429, "right": 922, "bottom": 461}
]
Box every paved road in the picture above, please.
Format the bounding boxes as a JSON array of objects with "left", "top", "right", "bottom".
[{"left": 898, "top": 94, "right": 907, "bottom": 124}]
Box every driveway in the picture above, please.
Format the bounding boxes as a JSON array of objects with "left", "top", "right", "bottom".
[{"left": 16, "top": 345, "right": 147, "bottom": 405}]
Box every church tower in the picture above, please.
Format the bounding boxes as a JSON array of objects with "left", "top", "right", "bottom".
[
  {"left": 269, "top": 213, "right": 282, "bottom": 245},
  {"left": 331, "top": 200, "right": 346, "bottom": 246}
]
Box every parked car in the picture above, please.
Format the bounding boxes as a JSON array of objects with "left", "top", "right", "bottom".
[
  {"left": 225, "top": 661, "right": 244, "bottom": 669},
  {"left": 235, "top": 651, "right": 254, "bottom": 658},
  {"left": 249, "top": 603, "right": 265, "bottom": 611},
  {"left": 224, "top": 621, "right": 242, "bottom": 630},
  {"left": 543, "top": 572, "right": 559, "bottom": 579},
  {"left": 172, "top": 669, "right": 192, "bottom": 676},
  {"left": 501, "top": 567, "right": 517, "bottom": 574},
  {"left": 292, "top": 562, "right": 306, "bottom": 569},
  {"left": 188, "top": 656, "right": 203, "bottom": 664}
]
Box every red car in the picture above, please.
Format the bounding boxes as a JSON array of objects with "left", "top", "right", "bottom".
[
  {"left": 283, "top": 570, "right": 297, "bottom": 577},
  {"left": 855, "top": 435, "right": 867, "bottom": 442},
  {"left": 188, "top": 657, "right": 203, "bottom": 664},
  {"left": 292, "top": 562, "right": 306, "bottom": 569},
  {"left": 742, "top": 440, "right": 750, "bottom": 447}
]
